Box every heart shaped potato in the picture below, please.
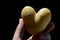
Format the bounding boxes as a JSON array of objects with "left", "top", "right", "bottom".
[{"left": 21, "top": 6, "right": 51, "bottom": 34}]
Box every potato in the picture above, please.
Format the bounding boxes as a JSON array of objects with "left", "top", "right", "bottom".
[{"left": 21, "top": 6, "right": 51, "bottom": 34}]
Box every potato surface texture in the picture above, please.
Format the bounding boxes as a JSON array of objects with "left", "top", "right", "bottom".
[{"left": 21, "top": 6, "right": 51, "bottom": 34}]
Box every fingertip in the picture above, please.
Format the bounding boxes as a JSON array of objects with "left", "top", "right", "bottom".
[
  {"left": 19, "top": 18, "right": 24, "bottom": 25},
  {"left": 44, "top": 22, "right": 55, "bottom": 33},
  {"left": 48, "top": 22, "right": 55, "bottom": 32},
  {"left": 19, "top": 18, "right": 23, "bottom": 22}
]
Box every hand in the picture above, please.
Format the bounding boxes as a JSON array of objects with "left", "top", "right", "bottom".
[{"left": 12, "top": 19, "right": 55, "bottom": 40}]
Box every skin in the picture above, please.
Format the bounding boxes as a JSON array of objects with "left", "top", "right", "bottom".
[{"left": 12, "top": 19, "right": 55, "bottom": 40}]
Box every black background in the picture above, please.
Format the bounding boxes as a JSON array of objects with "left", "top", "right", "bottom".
[{"left": 1, "top": 0, "right": 59, "bottom": 40}]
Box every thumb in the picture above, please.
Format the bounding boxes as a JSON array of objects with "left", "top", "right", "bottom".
[{"left": 12, "top": 19, "right": 24, "bottom": 40}]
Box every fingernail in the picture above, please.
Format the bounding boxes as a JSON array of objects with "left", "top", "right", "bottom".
[{"left": 19, "top": 19, "right": 24, "bottom": 25}]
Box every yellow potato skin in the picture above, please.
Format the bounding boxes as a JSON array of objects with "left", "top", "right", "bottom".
[{"left": 21, "top": 6, "right": 51, "bottom": 34}]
